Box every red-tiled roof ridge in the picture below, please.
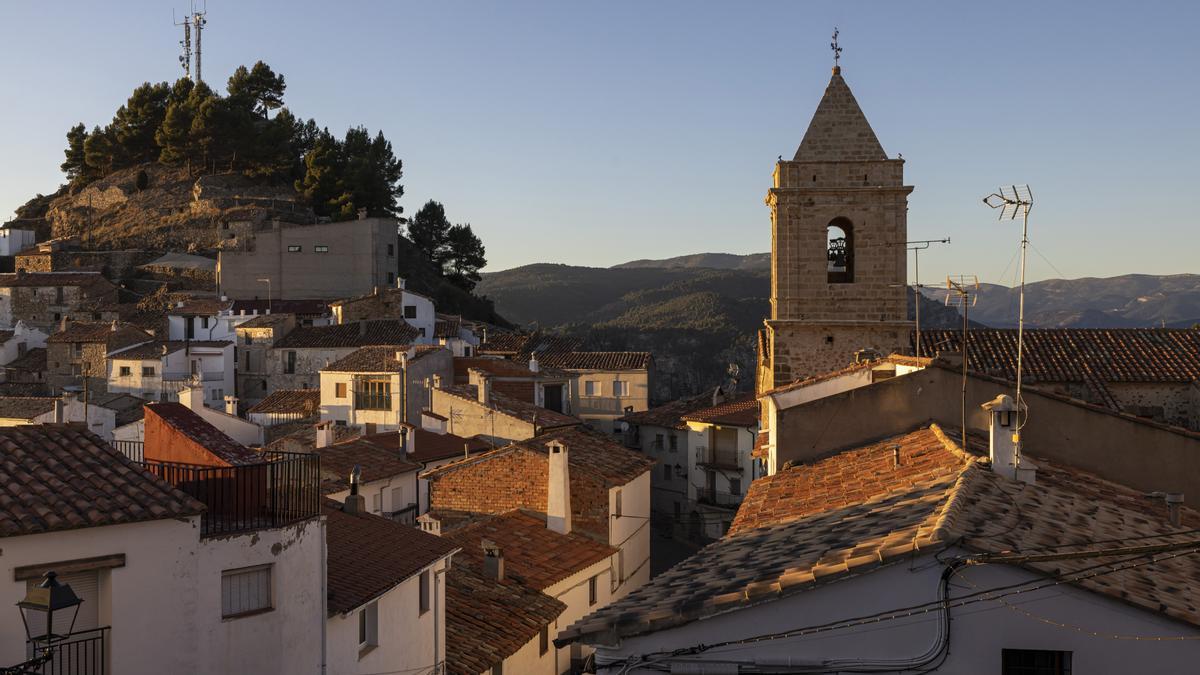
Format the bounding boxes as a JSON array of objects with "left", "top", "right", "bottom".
[
  {"left": 247, "top": 389, "right": 321, "bottom": 416},
  {"left": 314, "top": 436, "right": 423, "bottom": 493},
  {"left": 680, "top": 392, "right": 759, "bottom": 427},
  {"left": 144, "top": 403, "right": 260, "bottom": 465},
  {"left": 324, "top": 344, "right": 443, "bottom": 373},
  {"left": 436, "top": 384, "right": 580, "bottom": 429},
  {"left": 762, "top": 354, "right": 932, "bottom": 397},
  {"left": 620, "top": 391, "right": 717, "bottom": 430}
]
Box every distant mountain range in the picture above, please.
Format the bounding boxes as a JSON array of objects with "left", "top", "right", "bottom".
[{"left": 613, "top": 252, "right": 771, "bottom": 271}]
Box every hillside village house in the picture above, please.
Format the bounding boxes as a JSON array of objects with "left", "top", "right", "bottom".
[
  {"left": 0, "top": 391, "right": 143, "bottom": 444},
  {"left": 0, "top": 321, "right": 47, "bottom": 368},
  {"left": 47, "top": 321, "right": 153, "bottom": 394},
  {"left": 247, "top": 388, "right": 321, "bottom": 426},
  {"left": 422, "top": 427, "right": 655, "bottom": 672},
  {"left": 310, "top": 424, "right": 423, "bottom": 525},
  {"left": 0, "top": 226, "right": 35, "bottom": 258},
  {"left": 429, "top": 375, "right": 581, "bottom": 447},
  {"left": 217, "top": 217, "right": 401, "bottom": 300},
  {"left": 329, "top": 284, "right": 437, "bottom": 339},
  {"left": 263, "top": 319, "right": 422, "bottom": 393},
  {"left": 319, "top": 345, "right": 453, "bottom": 432},
  {"left": 106, "top": 340, "right": 234, "bottom": 408},
  {"left": 361, "top": 416, "right": 491, "bottom": 513},
  {"left": 453, "top": 357, "right": 578, "bottom": 414},
  {"left": 231, "top": 298, "right": 334, "bottom": 326},
  {"left": 2, "top": 345, "right": 48, "bottom": 389},
  {"left": 234, "top": 312, "right": 297, "bottom": 408},
  {"left": 0, "top": 425, "right": 326, "bottom": 675},
  {"left": 0, "top": 271, "right": 121, "bottom": 332},
  {"left": 433, "top": 314, "right": 481, "bottom": 357},
  {"left": 678, "top": 393, "right": 760, "bottom": 539},
  {"left": 166, "top": 297, "right": 237, "bottom": 342}
]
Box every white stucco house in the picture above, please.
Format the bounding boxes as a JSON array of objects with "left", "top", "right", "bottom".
[
  {"left": 0, "top": 227, "right": 35, "bottom": 257},
  {"left": 318, "top": 345, "right": 453, "bottom": 432},
  {"left": 0, "top": 321, "right": 48, "bottom": 369},
  {"left": 106, "top": 340, "right": 234, "bottom": 410}
]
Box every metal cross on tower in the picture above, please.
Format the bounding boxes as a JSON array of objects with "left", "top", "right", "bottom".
[{"left": 831, "top": 28, "right": 843, "bottom": 67}]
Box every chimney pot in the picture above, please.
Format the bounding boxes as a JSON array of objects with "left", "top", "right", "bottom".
[
  {"left": 981, "top": 394, "right": 1032, "bottom": 483},
  {"left": 529, "top": 355, "right": 539, "bottom": 373},
  {"left": 547, "top": 440, "right": 572, "bottom": 534},
  {"left": 315, "top": 421, "right": 334, "bottom": 449},
  {"left": 477, "top": 375, "right": 492, "bottom": 405},
  {"left": 481, "top": 539, "right": 505, "bottom": 581}
]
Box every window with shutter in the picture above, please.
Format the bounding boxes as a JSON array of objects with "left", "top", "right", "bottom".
[{"left": 221, "top": 565, "right": 273, "bottom": 618}]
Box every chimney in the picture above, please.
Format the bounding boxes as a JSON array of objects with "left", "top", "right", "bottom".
[
  {"left": 176, "top": 300, "right": 184, "bottom": 309},
  {"left": 477, "top": 375, "right": 492, "bottom": 405},
  {"left": 224, "top": 395, "right": 239, "bottom": 416},
  {"left": 399, "top": 424, "right": 415, "bottom": 455},
  {"left": 52, "top": 398, "right": 64, "bottom": 423},
  {"left": 315, "top": 421, "right": 334, "bottom": 449},
  {"left": 529, "top": 355, "right": 539, "bottom": 373},
  {"left": 418, "top": 513, "right": 442, "bottom": 536},
  {"left": 397, "top": 277, "right": 406, "bottom": 290},
  {"left": 481, "top": 539, "right": 505, "bottom": 581},
  {"left": 431, "top": 374, "right": 443, "bottom": 390},
  {"left": 981, "top": 394, "right": 1034, "bottom": 484},
  {"left": 547, "top": 440, "right": 571, "bottom": 534},
  {"left": 357, "top": 207, "right": 368, "bottom": 220},
  {"left": 59, "top": 315, "right": 68, "bottom": 332},
  {"left": 344, "top": 465, "right": 366, "bottom": 515},
  {"left": 1146, "top": 492, "right": 1185, "bottom": 527},
  {"left": 179, "top": 384, "right": 203, "bottom": 411}
]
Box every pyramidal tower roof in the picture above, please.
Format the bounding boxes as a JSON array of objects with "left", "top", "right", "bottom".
[{"left": 793, "top": 67, "right": 887, "bottom": 162}]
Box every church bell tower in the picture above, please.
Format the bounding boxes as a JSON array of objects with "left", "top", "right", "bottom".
[{"left": 758, "top": 62, "right": 913, "bottom": 392}]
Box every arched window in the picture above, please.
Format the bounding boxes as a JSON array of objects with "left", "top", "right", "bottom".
[{"left": 827, "top": 218, "right": 854, "bottom": 283}]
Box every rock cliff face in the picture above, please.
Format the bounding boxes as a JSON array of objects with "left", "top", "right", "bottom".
[{"left": 35, "top": 163, "right": 314, "bottom": 253}]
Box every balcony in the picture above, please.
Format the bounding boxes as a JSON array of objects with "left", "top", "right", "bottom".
[
  {"left": 112, "top": 440, "right": 144, "bottom": 462},
  {"left": 353, "top": 391, "right": 393, "bottom": 411},
  {"left": 139, "top": 451, "right": 321, "bottom": 537},
  {"left": 162, "top": 370, "right": 225, "bottom": 382},
  {"left": 577, "top": 396, "right": 625, "bottom": 415},
  {"left": 28, "top": 626, "right": 108, "bottom": 675},
  {"left": 695, "top": 487, "right": 742, "bottom": 509},
  {"left": 695, "top": 445, "right": 741, "bottom": 471}
]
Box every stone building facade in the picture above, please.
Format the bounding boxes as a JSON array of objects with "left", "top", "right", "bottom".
[
  {"left": 758, "top": 66, "right": 913, "bottom": 392},
  {"left": 46, "top": 321, "right": 153, "bottom": 394}
]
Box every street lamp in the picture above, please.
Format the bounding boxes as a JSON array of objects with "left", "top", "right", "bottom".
[{"left": 5, "top": 571, "right": 83, "bottom": 674}]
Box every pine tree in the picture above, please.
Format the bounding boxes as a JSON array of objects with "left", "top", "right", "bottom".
[
  {"left": 227, "top": 61, "right": 286, "bottom": 118},
  {"left": 408, "top": 200, "right": 452, "bottom": 263},
  {"left": 82, "top": 125, "right": 115, "bottom": 176},
  {"left": 444, "top": 223, "right": 487, "bottom": 291},
  {"left": 61, "top": 123, "right": 89, "bottom": 183},
  {"left": 112, "top": 82, "right": 171, "bottom": 164}
]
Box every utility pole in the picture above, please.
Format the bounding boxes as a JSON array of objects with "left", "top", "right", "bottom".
[{"left": 945, "top": 275, "right": 979, "bottom": 446}]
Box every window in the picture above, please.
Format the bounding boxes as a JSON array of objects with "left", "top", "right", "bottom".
[
  {"left": 70, "top": 363, "right": 81, "bottom": 376},
  {"left": 826, "top": 217, "right": 854, "bottom": 283},
  {"left": 142, "top": 366, "right": 155, "bottom": 377},
  {"left": 358, "top": 602, "right": 378, "bottom": 650},
  {"left": 463, "top": 346, "right": 472, "bottom": 357},
  {"left": 16, "top": 342, "right": 26, "bottom": 357},
  {"left": 284, "top": 350, "right": 297, "bottom": 374},
  {"left": 669, "top": 434, "right": 678, "bottom": 451},
  {"left": 221, "top": 564, "right": 273, "bottom": 618},
  {"left": 372, "top": 492, "right": 382, "bottom": 513},
  {"left": 1002, "top": 649, "right": 1072, "bottom": 675},
  {"left": 653, "top": 433, "right": 664, "bottom": 450},
  {"left": 729, "top": 477, "right": 742, "bottom": 496},
  {"left": 261, "top": 379, "right": 268, "bottom": 391},
  {"left": 119, "top": 366, "right": 131, "bottom": 377},
  {"left": 54, "top": 287, "right": 64, "bottom": 304},
  {"left": 387, "top": 243, "right": 395, "bottom": 257},
  {"left": 335, "top": 382, "right": 347, "bottom": 398},
  {"left": 491, "top": 665, "right": 503, "bottom": 675},
  {"left": 613, "top": 380, "right": 629, "bottom": 397},
  {"left": 287, "top": 245, "right": 302, "bottom": 253},
  {"left": 539, "top": 626, "right": 549, "bottom": 655},
  {"left": 244, "top": 335, "right": 253, "bottom": 345},
  {"left": 201, "top": 316, "right": 210, "bottom": 329},
  {"left": 211, "top": 388, "right": 224, "bottom": 401},
  {"left": 314, "top": 245, "right": 329, "bottom": 253},
  {"left": 419, "top": 570, "right": 431, "bottom": 614},
  {"left": 588, "top": 575, "right": 598, "bottom": 606},
  {"left": 673, "top": 501, "right": 681, "bottom": 518},
  {"left": 584, "top": 381, "right": 599, "bottom": 397},
  {"left": 355, "top": 379, "right": 392, "bottom": 410},
  {"left": 663, "top": 464, "right": 672, "bottom": 480},
  {"left": 26, "top": 571, "right": 98, "bottom": 637},
  {"left": 403, "top": 305, "right": 417, "bottom": 319},
  {"left": 387, "top": 272, "right": 395, "bottom": 285}
]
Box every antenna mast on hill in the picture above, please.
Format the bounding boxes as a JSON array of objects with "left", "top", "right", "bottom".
[
  {"left": 174, "top": 10, "right": 191, "bottom": 79},
  {"left": 173, "top": 2, "right": 207, "bottom": 82},
  {"left": 983, "top": 185, "right": 1033, "bottom": 450},
  {"left": 192, "top": 3, "right": 207, "bottom": 84},
  {"left": 946, "top": 275, "right": 979, "bottom": 448}
]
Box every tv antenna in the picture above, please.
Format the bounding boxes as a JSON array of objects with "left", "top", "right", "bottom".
[
  {"left": 905, "top": 238, "right": 950, "bottom": 358},
  {"left": 983, "top": 184, "right": 1033, "bottom": 442},
  {"left": 945, "top": 275, "right": 979, "bottom": 448}
]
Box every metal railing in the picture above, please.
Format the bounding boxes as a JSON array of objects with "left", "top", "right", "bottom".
[
  {"left": 138, "top": 451, "right": 321, "bottom": 537},
  {"left": 27, "top": 626, "right": 108, "bottom": 675},
  {"left": 112, "top": 440, "right": 144, "bottom": 462},
  {"left": 695, "top": 487, "right": 742, "bottom": 509},
  {"left": 696, "top": 445, "right": 741, "bottom": 470},
  {"left": 386, "top": 504, "right": 419, "bottom": 526},
  {"left": 162, "top": 371, "right": 225, "bottom": 382}
]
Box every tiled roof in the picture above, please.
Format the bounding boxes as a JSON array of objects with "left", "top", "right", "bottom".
[
  {"left": 0, "top": 396, "right": 56, "bottom": 421},
  {"left": 478, "top": 332, "right": 534, "bottom": 355},
  {"left": 91, "top": 392, "right": 147, "bottom": 427},
  {"left": 438, "top": 385, "right": 580, "bottom": 429},
  {"left": 621, "top": 391, "right": 725, "bottom": 430},
  {"left": 680, "top": 393, "right": 759, "bottom": 427},
  {"left": 4, "top": 347, "right": 46, "bottom": 372},
  {"left": 323, "top": 344, "right": 443, "bottom": 373},
  {"left": 559, "top": 424, "right": 1200, "bottom": 645},
  {"left": 357, "top": 430, "right": 491, "bottom": 465},
  {"left": 0, "top": 383, "right": 51, "bottom": 397},
  {"left": 312, "top": 437, "right": 422, "bottom": 493},
  {"left": 0, "top": 425, "right": 205, "bottom": 538},
  {"left": 0, "top": 330, "right": 14, "bottom": 343},
  {"left": 246, "top": 389, "right": 320, "bottom": 416},
  {"left": 48, "top": 322, "right": 152, "bottom": 346},
  {"left": 425, "top": 426, "right": 655, "bottom": 488},
  {"left": 453, "top": 357, "right": 566, "bottom": 380},
  {"left": 444, "top": 510, "right": 617, "bottom": 590},
  {"left": 170, "top": 298, "right": 232, "bottom": 316},
  {"left": 537, "top": 351, "right": 652, "bottom": 371},
  {"left": 109, "top": 340, "right": 231, "bottom": 360},
  {"left": 231, "top": 299, "right": 329, "bottom": 316},
  {"left": 144, "top": 403, "right": 260, "bottom": 465},
  {"left": 275, "top": 320, "right": 420, "bottom": 349},
  {"left": 762, "top": 355, "right": 931, "bottom": 396},
  {"left": 917, "top": 328, "right": 1200, "bottom": 383},
  {"left": 445, "top": 565, "right": 566, "bottom": 675},
  {"left": 234, "top": 313, "right": 294, "bottom": 329},
  {"left": 434, "top": 316, "right": 461, "bottom": 339},
  {"left": 0, "top": 271, "right": 114, "bottom": 289},
  {"left": 324, "top": 499, "right": 460, "bottom": 616}
]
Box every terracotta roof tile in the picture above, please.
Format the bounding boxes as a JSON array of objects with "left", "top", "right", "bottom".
[
  {"left": 275, "top": 320, "right": 419, "bottom": 349},
  {"left": 0, "top": 396, "right": 57, "bottom": 420},
  {"left": 170, "top": 298, "right": 233, "bottom": 316},
  {"left": 4, "top": 347, "right": 46, "bottom": 372},
  {"left": 48, "top": 322, "right": 152, "bottom": 346},
  {"left": 246, "top": 389, "right": 321, "bottom": 416},
  {"left": 438, "top": 385, "right": 580, "bottom": 429},
  {"left": 444, "top": 510, "right": 616, "bottom": 590},
  {"left": 434, "top": 317, "right": 461, "bottom": 339},
  {"left": 144, "top": 403, "right": 260, "bottom": 465},
  {"left": 478, "top": 332, "right": 533, "bottom": 355},
  {"left": 621, "top": 392, "right": 717, "bottom": 430},
  {"left": 537, "top": 351, "right": 652, "bottom": 371},
  {"left": 312, "top": 436, "right": 422, "bottom": 493},
  {"left": 324, "top": 344, "right": 443, "bottom": 372},
  {"left": 0, "top": 425, "right": 205, "bottom": 537},
  {"left": 357, "top": 430, "right": 491, "bottom": 464},
  {"left": 681, "top": 393, "right": 759, "bottom": 427},
  {"left": 0, "top": 271, "right": 115, "bottom": 289},
  {"left": 324, "top": 499, "right": 459, "bottom": 615},
  {"left": 235, "top": 313, "right": 294, "bottom": 329},
  {"left": 109, "top": 340, "right": 231, "bottom": 360},
  {"left": 445, "top": 565, "right": 565, "bottom": 675}
]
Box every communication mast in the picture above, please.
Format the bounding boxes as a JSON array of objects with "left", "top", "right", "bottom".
[
  {"left": 192, "top": 4, "right": 208, "bottom": 84},
  {"left": 174, "top": 11, "right": 191, "bottom": 79},
  {"left": 172, "top": 2, "right": 207, "bottom": 82}
]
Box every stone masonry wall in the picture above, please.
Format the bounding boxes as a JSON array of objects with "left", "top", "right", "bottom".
[
  {"left": 1108, "top": 382, "right": 1195, "bottom": 431},
  {"left": 765, "top": 320, "right": 910, "bottom": 387}
]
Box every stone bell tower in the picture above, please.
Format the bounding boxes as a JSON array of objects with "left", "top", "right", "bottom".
[{"left": 758, "top": 64, "right": 913, "bottom": 392}]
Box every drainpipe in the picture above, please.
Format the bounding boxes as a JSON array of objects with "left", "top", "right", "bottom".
[{"left": 319, "top": 515, "right": 328, "bottom": 675}]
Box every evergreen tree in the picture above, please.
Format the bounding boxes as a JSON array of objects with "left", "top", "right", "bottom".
[
  {"left": 227, "top": 61, "right": 286, "bottom": 118},
  {"left": 61, "top": 123, "right": 89, "bottom": 183},
  {"left": 444, "top": 223, "right": 487, "bottom": 291},
  {"left": 408, "top": 200, "right": 451, "bottom": 263},
  {"left": 82, "top": 125, "right": 116, "bottom": 176},
  {"left": 157, "top": 80, "right": 213, "bottom": 166},
  {"left": 295, "top": 130, "right": 345, "bottom": 214},
  {"left": 112, "top": 82, "right": 171, "bottom": 164}
]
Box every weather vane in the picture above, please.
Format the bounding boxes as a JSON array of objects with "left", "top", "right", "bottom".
[{"left": 831, "top": 27, "right": 842, "bottom": 67}]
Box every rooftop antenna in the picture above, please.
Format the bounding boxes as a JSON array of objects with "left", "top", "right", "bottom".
[
  {"left": 983, "top": 184, "right": 1033, "bottom": 453},
  {"left": 830, "top": 27, "right": 843, "bottom": 71},
  {"left": 173, "top": 9, "right": 192, "bottom": 79},
  {"left": 903, "top": 238, "right": 950, "bottom": 358},
  {"left": 946, "top": 275, "right": 979, "bottom": 447}
]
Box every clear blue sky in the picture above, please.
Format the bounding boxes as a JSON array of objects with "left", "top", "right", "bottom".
[{"left": 1, "top": 2, "right": 1196, "bottom": 284}]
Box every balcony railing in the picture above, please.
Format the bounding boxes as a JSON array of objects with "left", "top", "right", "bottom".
[
  {"left": 695, "top": 487, "right": 742, "bottom": 509},
  {"left": 386, "top": 504, "right": 419, "bottom": 526},
  {"left": 354, "top": 391, "right": 393, "bottom": 411},
  {"left": 138, "top": 451, "right": 321, "bottom": 537},
  {"left": 577, "top": 396, "right": 626, "bottom": 414},
  {"left": 28, "top": 626, "right": 109, "bottom": 675},
  {"left": 162, "top": 370, "right": 225, "bottom": 382},
  {"left": 696, "top": 445, "right": 741, "bottom": 470},
  {"left": 112, "top": 439, "right": 144, "bottom": 462}
]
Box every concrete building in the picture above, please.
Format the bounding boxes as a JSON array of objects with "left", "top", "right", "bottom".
[
  {"left": 557, "top": 423, "right": 1200, "bottom": 674},
  {"left": 757, "top": 63, "right": 913, "bottom": 391},
  {"left": 106, "top": 340, "right": 234, "bottom": 410},
  {"left": 0, "top": 271, "right": 122, "bottom": 332},
  {"left": 0, "top": 425, "right": 326, "bottom": 675},
  {"left": 217, "top": 217, "right": 401, "bottom": 300},
  {"left": 0, "top": 227, "right": 35, "bottom": 257},
  {"left": 319, "top": 345, "right": 453, "bottom": 432},
  {"left": 47, "top": 321, "right": 153, "bottom": 395},
  {"left": 330, "top": 285, "right": 437, "bottom": 341},
  {"left": 234, "top": 313, "right": 297, "bottom": 408},
  {"left": 429, "top": 378, "right": 581, "bottom": 447}
]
